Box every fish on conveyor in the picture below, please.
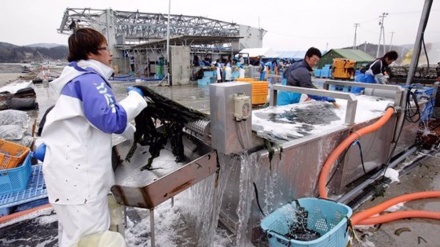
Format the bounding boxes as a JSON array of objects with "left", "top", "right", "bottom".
[{"left": 125, "top": 85, "right": 209, "bottom": 171}]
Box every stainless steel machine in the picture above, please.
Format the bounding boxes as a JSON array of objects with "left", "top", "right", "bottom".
[{"left": 110, "top": 80, "right": 430, "bottom": 245}]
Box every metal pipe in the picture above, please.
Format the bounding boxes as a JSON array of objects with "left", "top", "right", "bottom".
[
  {"left": 323, "top": 79, "right": 404, "bottom": 106},
  {"left": 405, "top": 0, "right": 433, "bottom": 87},
  {"left": 150, "top": 208, "right": 155, "bottom": 247},
  {"left": 383, "top": 1, "right": 433, "bottom": 174},
  {"left": 336, "top": 146, "right": 418, "bottom": 204}
]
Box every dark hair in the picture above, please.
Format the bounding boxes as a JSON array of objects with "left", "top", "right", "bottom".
[
  {"left": 305, "top": 47, "right": 322, "bottom": 59},
  {"left": 384, "top": 50, "right": 398, "bottom": 61},
  {"left": 67, "top": 28, "right": 107, "bottom": 62}
]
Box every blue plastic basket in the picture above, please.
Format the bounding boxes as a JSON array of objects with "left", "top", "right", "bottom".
[
  {"left": 261, "top": 198, "right": 352, "bottom": 247},
  {"left": 0, "top": 153, "right": 32, "bottom": 195}
]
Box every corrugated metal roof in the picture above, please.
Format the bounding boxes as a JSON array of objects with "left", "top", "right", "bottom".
[
  {"left": 331, "top": 49, "right": 375, "bottom": 62},
  {"left": 317, "top": 49, "right": 376, "bottom": 69}
]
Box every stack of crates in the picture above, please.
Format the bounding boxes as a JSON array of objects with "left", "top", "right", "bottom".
[
  {"left": 313, "top": 69, "right": 321, "bottom": 78},
  {"left": 236, "top": 77, "right": 255, "bottom": 82},
  {"left": 0, "top": 139, "right": 30, "bottom": 170},
  {"left": 319, "top": 64, "right": 332, "bottom": 78},
  {"left": 198, "top": 70, "right": 217, "bottom": 86},
  {"left": 236, "top": 79, "right": 269, "bottom": 105},
  {"left": 0, "top": 139, "right": 32, "bottom": 196},
  {"left": 0, "top": 155, "right": 47, "bottom": 217},
  {"left": 0, "top": 139, "right": 48, "bottom": 217}
]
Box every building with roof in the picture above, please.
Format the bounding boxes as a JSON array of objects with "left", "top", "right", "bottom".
[
  {"left": 317, "top": 49, "right": 375, "bottom": 70},
  {"left": 58, "top": 8, "right": 266, "bottom": 81}
]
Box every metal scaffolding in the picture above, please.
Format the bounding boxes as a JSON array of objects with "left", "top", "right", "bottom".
[
  {"left": 58, "top": 8, "right": 266, "bottom": 79},
  {"left": 58, "top": 8, "right": 252, "bottom": 43}
]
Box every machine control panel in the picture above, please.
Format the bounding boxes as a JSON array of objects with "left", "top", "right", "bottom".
[{"left": 234, "top": 93, "right": 251, "bottom": 121}]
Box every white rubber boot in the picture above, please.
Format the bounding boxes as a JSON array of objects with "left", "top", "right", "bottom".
[
  {"left": 107, "top": 193, "right": 125, "bottom": 237},
  {"left": 77, "top": 231, "right": 126, "bottom": 247}
]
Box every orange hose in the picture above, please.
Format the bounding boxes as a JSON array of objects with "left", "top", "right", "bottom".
[
  {"left": 358, "top": 210, "right": 440, "bottom": 225},
  {"left": 0, "top": 203, "right": 52, "bottom": 224},
  {"left": 350, "top": 191, "right": 440, "bottom": 225},
  {"left": 319, "top": 107, "right": 395, "bottom": 199},
  {"left": 314, "top": 104, "right": 440, "bottom": 226}
]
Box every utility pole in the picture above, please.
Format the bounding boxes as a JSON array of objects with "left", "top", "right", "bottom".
[
  {"left": 353, "top": 23, "right": 360, "bottom": 49},
  {"left": 166, "top": 0, "right": 171, "bottom": 86},
  {"left": 389, "top": 31, "right": 395, "bottom": 51},
  {"left": 376, "top": 12, "right": 388, "bottom": 57}
]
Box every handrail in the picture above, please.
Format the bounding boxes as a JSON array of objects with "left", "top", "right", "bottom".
[
  {"left": 270, "top": 84, "right": 358, "bottom": 125},
  {"left": 323, "top": 80, "right": 404, "bottom": 106}
]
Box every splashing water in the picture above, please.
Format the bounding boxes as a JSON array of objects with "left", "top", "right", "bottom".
[{"left": 235, "top": 152, "right": 257, "bottom": 247}]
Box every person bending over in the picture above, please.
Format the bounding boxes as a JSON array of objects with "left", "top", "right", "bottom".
[{"left": 277, "top": 47, "right": 337, "bottom": 106}]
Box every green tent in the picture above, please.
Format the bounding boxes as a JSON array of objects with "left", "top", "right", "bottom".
[{"left": 317, "top": 49, "right": 375, "bottom": 70}]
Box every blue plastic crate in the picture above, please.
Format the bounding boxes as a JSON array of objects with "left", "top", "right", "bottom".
[
  {"left": 197, "top": 78, "right": 209, "bottom": 86},
  {"left": 313, "top": 69, "right": 321, "bottom": 78},
  {"left": 203, "top": 71, "right": 215, "bottom": 77},
  {"left": 0, "top": 153, "right": 32, "bottom": 195},
  {"left": 0, "top": 164, "right": 47, "bottom": 216},
  {"left": 261, "top": 198, "right": 352, "bottom": 247}
]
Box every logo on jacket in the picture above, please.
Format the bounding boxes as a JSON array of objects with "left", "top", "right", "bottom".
[{"left": 95, "top": 82, "right": 116, "bottom": 113}]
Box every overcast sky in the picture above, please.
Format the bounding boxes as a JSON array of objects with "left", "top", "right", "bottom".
[{"left": 1, "top": 0, "right": 439, "bottom": 51}]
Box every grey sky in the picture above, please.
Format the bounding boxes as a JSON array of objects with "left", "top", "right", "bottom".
[{"left": 1, "top": 0, "right": 439, "bottom": 51}]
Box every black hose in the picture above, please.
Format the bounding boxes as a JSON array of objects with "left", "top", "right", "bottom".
[{"left": 253, "top": 182, "right": 266, "bottom": 217}]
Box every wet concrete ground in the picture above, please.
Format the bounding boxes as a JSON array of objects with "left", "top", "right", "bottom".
[
  {"left": 350, "top": 150, "right": 440, "bottom": 247},
  {"left": 2, "top": 64, "right": 440, "bottom": 246}
]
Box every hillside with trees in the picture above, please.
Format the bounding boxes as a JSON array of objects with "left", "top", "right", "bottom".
[{"left": 0, "top": 42, "right": 68, "bottom": 63}]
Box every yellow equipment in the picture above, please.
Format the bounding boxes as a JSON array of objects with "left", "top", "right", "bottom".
[{"left": 332, "top": 58, "right": 356, "bottom": 79}]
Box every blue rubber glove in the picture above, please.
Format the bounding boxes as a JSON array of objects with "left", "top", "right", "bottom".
[
  {"left": 127, "top": 86, "right": 144, "bottom": 97},
  {"left": 32, "top": 143, "right": 47, "bottom": 162}
]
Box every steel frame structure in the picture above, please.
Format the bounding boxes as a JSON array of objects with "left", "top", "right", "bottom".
[{"left": 58, "top": 8, "right": 244, "bottom": 42}]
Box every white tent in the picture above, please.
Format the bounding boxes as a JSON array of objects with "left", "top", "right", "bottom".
[{"left": 238, "top": 47, "right": 278, "bottom": 58}]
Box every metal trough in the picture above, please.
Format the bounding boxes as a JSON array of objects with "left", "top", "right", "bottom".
[{"left": 111, "top": 129, "right": 218, "bottom": 246}]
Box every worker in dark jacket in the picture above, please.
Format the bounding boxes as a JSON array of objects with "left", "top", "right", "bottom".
[
  {"left": 277, "top": 47, "right": 337, "bottom": 106},
  {"left": 352, "top": 50, "right": 398, "bottom": 94},
  {"left": 365, "top": 50, "right": 398, "bottom": 84}
]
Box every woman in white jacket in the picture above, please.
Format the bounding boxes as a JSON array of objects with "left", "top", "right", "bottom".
[{"left": 40, "top": 28, "right": 147, "bottom": 247}]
